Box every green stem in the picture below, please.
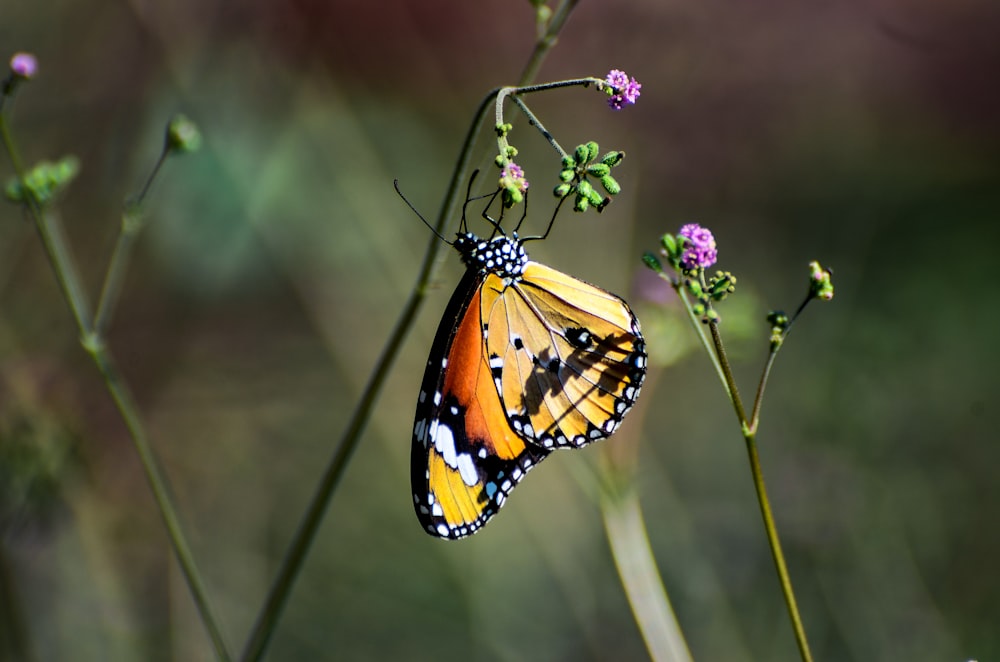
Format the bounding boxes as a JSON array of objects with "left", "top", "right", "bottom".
[
  {"left": 84, "top": 340, "right": 233, "bottom": 661},
  {"left": 94, "top": 148, "right": 169, "bottom": 336},
  {"left": 0, "top": 109, "right": 231, "bottom": 661},
  {"left": 517, "top": 0, "right": 580, "bottom": 86},
  {"left": 743, "top": 432, "right": 814, "bottom": 662},
  {"left": 664, "top": 275, "right": 730, "bottom": 400},
  {"left": 707, "top": 321, "right": 748, "bottom": 427},
  {"left": 684, "top": 279, "right": 812, "bottom": 662}
]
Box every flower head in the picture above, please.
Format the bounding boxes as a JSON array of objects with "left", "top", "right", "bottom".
[
  {"left": 605, "top": 69, "right": 641, "bottom": 110},
  {"left": 500, "top": 161, "right": 529, "bottom": 193},
  {"left": 10, "top": 52, "right": 38, "bottom": 79},
  {"left": 677, "top": 223, "right": 717, "bottom": 269}
]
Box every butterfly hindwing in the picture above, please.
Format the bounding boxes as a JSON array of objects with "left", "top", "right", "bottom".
[
  {"left": 483, "top": 262, "right": 646, "bottom": 449},
  {"left": 412, "top": 270, "right": 550, "bottom": 539}
]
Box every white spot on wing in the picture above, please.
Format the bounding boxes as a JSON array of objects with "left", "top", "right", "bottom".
[{"left": 457, "top": 453, "right": 478, "bottom": 486}]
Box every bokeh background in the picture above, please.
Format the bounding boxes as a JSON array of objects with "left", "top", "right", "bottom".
[{"left": 2, "top": 1, "right": 998, "bottom": 660}]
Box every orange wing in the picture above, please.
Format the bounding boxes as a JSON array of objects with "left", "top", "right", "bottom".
[
  {"left": 482, "top": 262, "right": 646, "bottom": 449},
  {"left": 412, "top": 270, "right": 549, "bottom": 539}
]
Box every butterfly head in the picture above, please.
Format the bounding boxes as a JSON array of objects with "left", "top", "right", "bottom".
[{"left": 454, "top": 232, "right": 528, "bottom": 280}]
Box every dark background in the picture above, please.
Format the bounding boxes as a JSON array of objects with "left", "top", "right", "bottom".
[{"left": 1, "top": 1, "right": 998, "bottom": 660}]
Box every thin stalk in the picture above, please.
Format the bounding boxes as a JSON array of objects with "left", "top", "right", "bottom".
[
  {"left": 94, "top": 148, "right": 169, "bottom": 335},
  {"left": 0, "top": 110, "right": 231, "bottom": 661},
  {"left": 743, "top": 433, "right": 814, "bottom": 662},
  {"left": 685, "top": 285, "right": 813, "bottom": 662},
  {"left": 663, "top": 275, "right": 730, "bottom": 399},
  {"left": 517, "top": 0, "right": 580, "bottom": 86},
  {"left": 707, "top": 321, "right": 748, "bottom": 427},
  {"left": 494, "top": 77, "right": 605, "bottom": 162},
  {"left": 85, "top": 341, "right": 233, "bottom": 661}
]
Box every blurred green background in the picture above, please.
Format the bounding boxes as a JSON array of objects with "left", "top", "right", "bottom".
[{"left": 2, "top": 1, "right": 998, "bottom": 660}]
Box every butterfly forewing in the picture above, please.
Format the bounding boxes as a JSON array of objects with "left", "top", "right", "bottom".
[{"left": 412, "top": 270, "right": 549, "bottom": 539}]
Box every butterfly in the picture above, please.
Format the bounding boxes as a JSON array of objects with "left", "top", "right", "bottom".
[{"left": 410, "top": 185, "right": 646, "bottom": 539}]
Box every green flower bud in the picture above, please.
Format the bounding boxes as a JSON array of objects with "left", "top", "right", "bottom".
[
  {"left": 585, "top": 186, "right": 604, "bottom": 208},
  {"left": 586, "top": 163, "right": 610, "bottom": 177},
  {"left": 553, "top": 183, "right": 572, "bottom": 198},
  {"left": 601, "top": 151, "right": 625, "bottom": 167},
  {"left": 166, "top": 114, "right": 201, "bottom": 153},
  {"left": 660, "top": 233, "right": 678, "bottom": 258},
  {"left": 600, "top": 174, "right": 620, "bottom": 195},
  {"left": 559, "top": 168, "right": 575, "bottom": 182},
  {"left": 642, "top": 252, "right": 663, "bottom": 273},
  {"left": 562, "top": 155, "right": 575, "bottom": 169},
  {"left": 585, "top": 141, "right": 600, "bottom": 162},
  {"left": 575, "top": 144, "right": 590, "bottom": 165},
  {"left": 574, "top": 195, "right": 590, "bottom": 212}
]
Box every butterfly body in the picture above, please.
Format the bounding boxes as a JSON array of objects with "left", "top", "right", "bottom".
[{"left": 412, "top": 231, "right": 646, "bottom": 539}]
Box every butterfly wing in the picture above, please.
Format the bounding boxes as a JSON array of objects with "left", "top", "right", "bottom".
[
  {"left": 483, "top": 262, "right": 646, "bottom": 449},
  {"left": 412, "top": 270, "right": 550, "bottom": 539}
]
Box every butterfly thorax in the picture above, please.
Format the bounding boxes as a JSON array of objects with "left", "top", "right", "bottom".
[{"left": 454, "top": 232, "right": 528, "bottom": 280}]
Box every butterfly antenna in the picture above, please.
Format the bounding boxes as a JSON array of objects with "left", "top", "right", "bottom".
[{"left": 394, "top": 179, "right": 450, "bottom": 244}]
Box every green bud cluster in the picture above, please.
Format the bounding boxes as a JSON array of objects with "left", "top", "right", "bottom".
[
  {"left": 5, "top": 156, "right": 79, "bottom": 206},
  {"left": 553, "top": 140, "right": 625, "bottom": 213}
]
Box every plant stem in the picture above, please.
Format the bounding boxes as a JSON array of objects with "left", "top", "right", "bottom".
[
  {"left": 0, "top": 110, "right": 231, "bottom": 661},
  {"left": 84, "top": 340, "right": 233, "bottom": 661},
  {"left": 743, "top": 432, "right": 814, "bottom": 662},
  {"left": 518, "top": 0, "right": 580, "bottom": 86},
  {"left": 94, "top": 148, "right": 169, "bottom": 336},
  {"left": 688, "top": 290, "right": 813, "bottom": 662}
]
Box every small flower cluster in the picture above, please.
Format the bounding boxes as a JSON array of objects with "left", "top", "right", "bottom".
[
  {"left": 644, "top": 223, "right": 730, "bottom": 323},
  {"left": 553, "top": 141, "right": 624, "bottom": 212},
  {"left": 678, "top": 223, "right": 718, "bottom": 270},
  {"left": 497, "top": 160, "right": 529, "bottom": 206},
  {"left": 604, "top": 69, "right": 641, "bottom": 111}
]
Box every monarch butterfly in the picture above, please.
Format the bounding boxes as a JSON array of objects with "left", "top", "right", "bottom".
[{"left": 410, "top": 184, "right": 646, "bottom": 539}]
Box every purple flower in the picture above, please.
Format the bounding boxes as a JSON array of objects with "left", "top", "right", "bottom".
[
  {"left": 605, "top": 69, "right": 642, "bottom": 110},
  {"left": 678, "top": 223, "right": 717, "bottom": 269},
  {"left": 10, "top": 52, "right": 38, "bottom": 79},
  {"left": 500, "top": 161, "right": 529, "bottom": 193}
]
